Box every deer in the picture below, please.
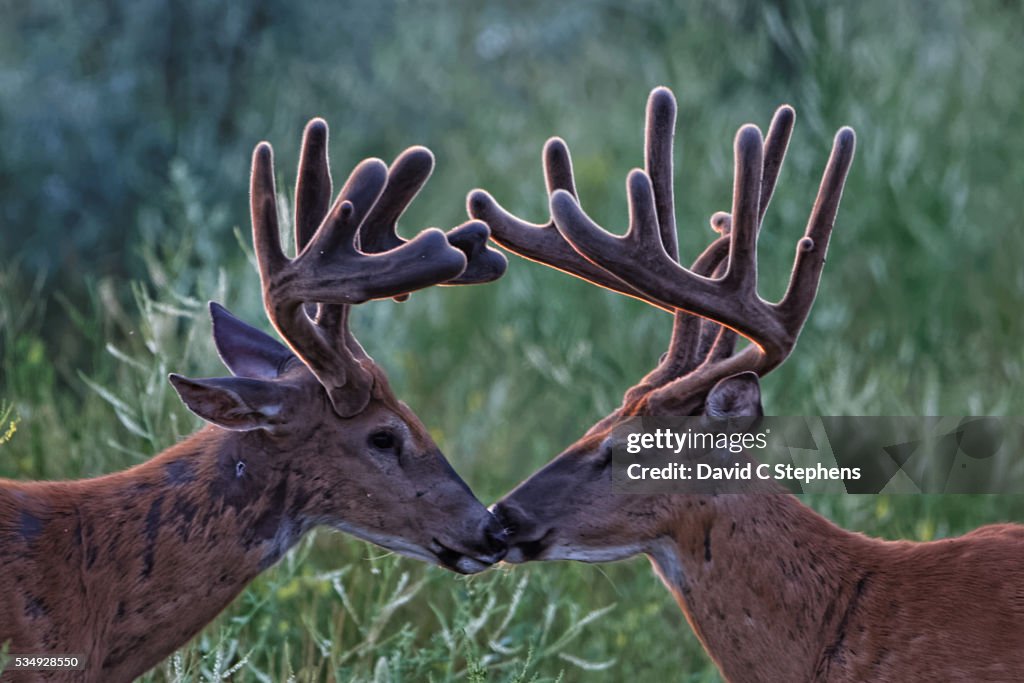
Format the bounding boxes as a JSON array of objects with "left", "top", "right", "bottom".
[
  {"left": 472, "top": 87, "right": 1024, "bottom": 682},
  {"left": 0, "top": 118, "right": 510, "bottom": 682}
]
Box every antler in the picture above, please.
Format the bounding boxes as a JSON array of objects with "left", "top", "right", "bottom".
[
  {"left": 469, "top": 87, "right": 855, "bottom": 411},
  {"left": 252, "top": 119, "right": 502, "bottom": 417},
  {"left": 357, "top": 146, "right": 508, "bottom": 290}
]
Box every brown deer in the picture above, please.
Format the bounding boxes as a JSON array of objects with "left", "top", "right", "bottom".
[
  {"left": 0, "top": 118, "right": 509, "bottom": 682},
  {"left": 473, "top": 88, "right": 1024, "bottom": 681}
]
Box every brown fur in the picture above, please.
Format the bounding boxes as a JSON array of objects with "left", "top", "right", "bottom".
[
  {"left": 1, "top": 430, "right": 278, "bottom": 682},
  {"left": 481, "top": 85, "right": 1023, "bottom": 680},
  {"left": 1, "top": 381, "right": 501, "bottom": 681},
  {"left": 652, "top": 494, "right": 1024, "bottom": 682},
  {"left": 495, "top": 384, "right": 1024, "bottom": 682},
  {"left": 0, "top": 117, "right": 511, "bottom": 680}
]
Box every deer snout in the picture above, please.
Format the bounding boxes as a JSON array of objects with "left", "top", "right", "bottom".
[
  {"left": 458, "top": 512, "right": 510, "bottom": 561},
  {"left": 490, "top": 501, "right": 550, "bottom": 563},
  {"left": 430, "top": 511, "right": 508, "bottom": 574},
  {"left": 479, "top": 513, "right": 510, "bottom": 558}
]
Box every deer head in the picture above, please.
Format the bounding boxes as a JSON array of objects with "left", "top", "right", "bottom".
[
  {"left": 472, "top": 87, "right": 854, "bottom": 563},
  {"left": 170, "top": 119, "right": 509, "bottom": 573}
]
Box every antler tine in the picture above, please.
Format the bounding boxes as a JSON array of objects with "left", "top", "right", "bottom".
[
  {"left": 293, "top": 182, "right": 466, "bottom": 304},
  {"left": 294, "top": 120, "right": 391, "bottom": 334},
  {"left": 467, "top": 135, "right": 674, "bottom": 313},
  {"left": 721, "top": 125, "right": 765, "bottom": 296},
  {"left": 677, "top": 106, "right": 794, "bottom": 371},
  {"left": 250, "top": 123, "right": 469, "bottom": 417},
  {"left": 293, "top": 119, "right": 334, "bottom": 323},
  {"left": 357, "top": 147, "right": 507, "bottom": 299},
  {"left": 776, "top": 126, "right": 856, "bottom": 333},
  {"left": 304, "top": 158, "right": 389, "bottom": 258},
  {"left": 645, "top": 86, "right": 679, "bottom": 262},
  {"left": 551, "top": 167, "right": 676, "bottom": 282},
  {"left": 252, "top": 143, "right": 288, "bottom": 287},
  {"left": 294, "top": 119, "right": 333, "bottom": 254},
  {"left": 550, "top": 174, "right": 731, "bottom": 318},
  {"left": 357, "top": 146, "right": 435, "bottom": 255},
  {"left": 760, "top": 105, "right": 796, "bottom": 224}
]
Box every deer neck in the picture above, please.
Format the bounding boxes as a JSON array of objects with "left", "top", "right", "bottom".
[
  {"left": 8, "top": 426, "right": 310, "bottom": 681},
  {"left": 647, "top": 493, "right": 869, "bottom": 682}
]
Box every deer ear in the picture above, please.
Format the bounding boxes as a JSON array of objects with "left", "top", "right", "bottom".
[
  {"left": 210, "top": 302, "right": 294, "bottom": 379},
  {"left": 705, "top": 372, "right": 764, "bottom": 417},
  {"left": 168, "top": 374, "right": 289, "bottom": 431}
]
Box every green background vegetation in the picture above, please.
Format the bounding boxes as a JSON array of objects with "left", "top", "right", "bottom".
[{"left": 2, "top": 1, "right": 1023, "bottom": 680}]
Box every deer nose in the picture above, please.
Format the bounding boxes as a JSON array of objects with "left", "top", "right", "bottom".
[
  {"left": 489, "top": 502, "right": 549, "bottom": 562},
  {"left": 481, "top": 513, "right": 509, "bottom": 557},
  {"left": 491, "top": 502, "right": 526, "bottom": 540}
]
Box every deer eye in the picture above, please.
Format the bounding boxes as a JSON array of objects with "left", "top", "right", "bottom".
[{"left": 368, "top": 430, "right": 397, "bottom": 451}]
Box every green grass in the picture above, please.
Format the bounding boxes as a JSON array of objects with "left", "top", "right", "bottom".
[{"left": 3, "top": 1, "right": 1024, "bottom": 681}]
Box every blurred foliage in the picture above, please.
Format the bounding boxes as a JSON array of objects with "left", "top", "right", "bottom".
[{"left": 2, "top": 0, "right": 1024, "bottom": 681}]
